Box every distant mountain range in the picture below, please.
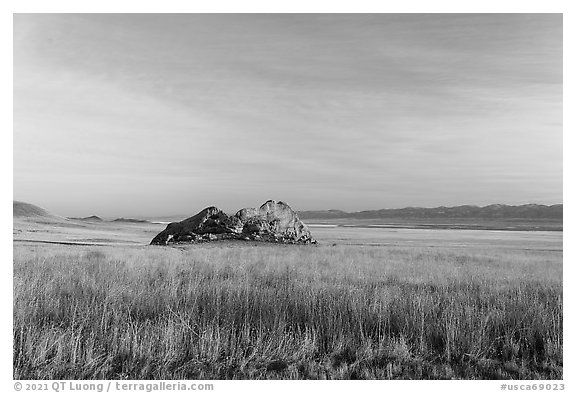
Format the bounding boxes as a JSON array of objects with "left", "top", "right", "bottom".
[
  {"left": 297, "top": 204, "right": 563, "bottom": 220},
  {"left": 14, "top": 200, "right": 563, "bottom": 225}
]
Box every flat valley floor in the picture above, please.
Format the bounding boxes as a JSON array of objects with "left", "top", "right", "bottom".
[{"left": 13, "top": 218, "right": 563, "bottom": 379}]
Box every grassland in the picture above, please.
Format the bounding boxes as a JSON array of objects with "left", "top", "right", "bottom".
[{"left": 13, "top": 240, "right": 562, "bottom": 379}]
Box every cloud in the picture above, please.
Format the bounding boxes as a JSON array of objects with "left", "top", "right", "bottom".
[{"left": 13, "top": 14, "right": 562, "bottom": 216}]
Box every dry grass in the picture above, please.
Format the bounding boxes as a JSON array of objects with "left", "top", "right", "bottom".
[{"left": 13, "top": 243, "right": 562, "bottom": 379}]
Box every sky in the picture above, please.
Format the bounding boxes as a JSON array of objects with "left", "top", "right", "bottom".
[{"left": 13, "top": 14, "right": 562, "bottom": 217}]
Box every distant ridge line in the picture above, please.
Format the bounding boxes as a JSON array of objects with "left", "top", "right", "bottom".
[{"left": 297, "top": 204, "right": 563, "bottom": 220}]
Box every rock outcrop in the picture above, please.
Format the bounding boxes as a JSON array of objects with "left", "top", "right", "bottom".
[{"left": 150, "top": 200, "right": 316, "bottom": 245}]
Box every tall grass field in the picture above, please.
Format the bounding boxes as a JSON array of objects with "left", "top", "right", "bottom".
[{"left": 13, "top": 243, "right": 562, "bottom": 379}]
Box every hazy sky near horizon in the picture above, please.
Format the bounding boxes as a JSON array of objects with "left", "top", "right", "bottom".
[{"left": 14, "top": 14, "right": 562, "bottom": 217}]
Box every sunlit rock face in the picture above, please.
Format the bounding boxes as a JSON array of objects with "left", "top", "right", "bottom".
[
  {"left": 150, "top": 200, "right": 316, "bottom": 245},
  {"left": 238, "top": 200, "right": 315, "bottom": 243}
]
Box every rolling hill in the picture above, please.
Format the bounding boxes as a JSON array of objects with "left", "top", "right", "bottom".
[
  {"left": 68, "top": 215, "right": 103, "bottom": 222},
  {"left": 14, "top": 201, "right": 59, "bottom": 219},
  {"left": 112, "top": 218, "right": 150, "bottom": 223}
]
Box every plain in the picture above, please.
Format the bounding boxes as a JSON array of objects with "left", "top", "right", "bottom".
[{"left": 13, "top": 220, "right": 562, "bottom": 380}]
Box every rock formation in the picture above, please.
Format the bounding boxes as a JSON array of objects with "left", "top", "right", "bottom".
[{"left": 150, "top": 200, "right": 316, "bottom": 245}]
